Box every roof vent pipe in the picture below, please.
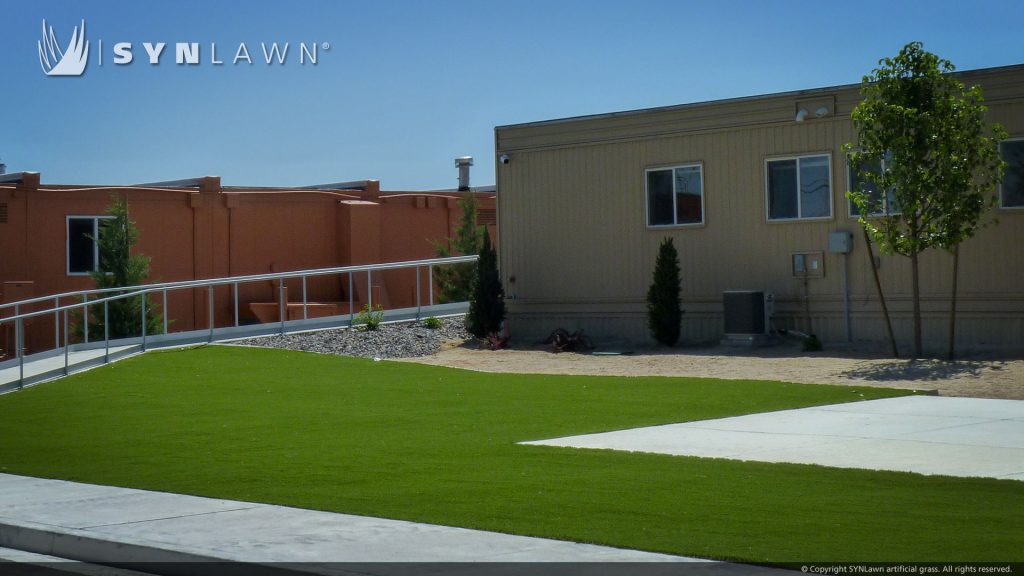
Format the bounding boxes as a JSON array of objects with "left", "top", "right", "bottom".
[{"left": 455, "top": 156, "right": 473, "bottom": 191}]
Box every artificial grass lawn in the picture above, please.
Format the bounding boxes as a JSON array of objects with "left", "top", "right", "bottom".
[{"left": 0, "top": 345, "right": 1020, "bottom": 563}]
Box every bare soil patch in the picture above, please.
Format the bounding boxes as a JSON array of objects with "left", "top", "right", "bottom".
[{"left": 398, "top": 340, "right": 1024, "bottom": 400}]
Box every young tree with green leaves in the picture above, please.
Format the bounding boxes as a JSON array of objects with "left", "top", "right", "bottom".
[
  {"left": 847, "top": 42, "right": 1005, "bottom": 358},
  {"left": 80, "top": 194, "right": 162, "bottom": 340},
  {"left": 646, "top": 238, "right": 682, "bottom": 346},
  {"left": 466, "top": 231, "right": 506, "bottom": 338},
  {"left": 433, "top": 193, "right": 483, "bottom": 303},
  {"left": 930, "top": 97, "right": 1006, "bottom": 360}
]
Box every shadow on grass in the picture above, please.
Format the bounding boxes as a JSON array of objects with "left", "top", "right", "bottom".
[{"left": 839, "top": 359, "right": 1007, "bottom": 382}]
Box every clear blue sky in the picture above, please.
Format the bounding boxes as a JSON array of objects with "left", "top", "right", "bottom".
[{"left": 2, "top": 0, "right": 1021, "bottom": 189}]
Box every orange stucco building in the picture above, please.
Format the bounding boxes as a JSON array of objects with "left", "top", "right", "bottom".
[{"left": 0, "top": 172, "right": 495, "bottom": 357}]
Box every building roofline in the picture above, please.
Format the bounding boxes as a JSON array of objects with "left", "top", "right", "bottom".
[
  {"left": 0, "top": 172, "right": 40, "bottom": 184},
  {"left": 130, "top": 178, "right": 380, "bottom": 192},
  {"left": 495, "top": 63, "right": 1024, "bottom": 131},
  {"left": 132, "top": 177, "right": 211, "bottom": 187},
  {"left": 415, "top": 185, "right": 496, "bottom": 194},
  {"left": 298, "top": 179, "right": 379, "bottom": 191}
]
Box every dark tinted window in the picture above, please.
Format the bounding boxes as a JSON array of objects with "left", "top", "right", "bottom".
[
  {"left": 647, "top": 169, "right": 674, "bottom": 226},
  {"left": 1002, "top": 140, "right": 1024, "bottom": 208},
  {"left": 767, "top": 159, "right": 798, "bottom": 219},
  {"left": 674, "top": 166, "right": 703, "bottom": 225},
  {"left": 68, "top": 218, "right": 95, "bottom": 274}
]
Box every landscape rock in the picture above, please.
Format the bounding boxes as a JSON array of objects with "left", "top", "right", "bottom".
[{"left": 231, "top": 316, "right": 471, "bottom": 359}]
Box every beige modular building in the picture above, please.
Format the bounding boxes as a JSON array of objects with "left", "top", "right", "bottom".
[{"left": 494, "top": 65, "right": 1024, "bottom": 354}]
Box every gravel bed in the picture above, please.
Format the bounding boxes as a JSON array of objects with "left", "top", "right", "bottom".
[{"left": 229, "top": 316, "right": 472, "bottom": 359}]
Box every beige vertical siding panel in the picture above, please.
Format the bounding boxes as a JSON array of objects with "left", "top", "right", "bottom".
[{"left": 497, "top": 68, "right": 1024, "bottom": 350}]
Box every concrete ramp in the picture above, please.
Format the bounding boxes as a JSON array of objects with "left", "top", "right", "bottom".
[{"left": 0, "top": 302, "right": 468, "bottom": 394}]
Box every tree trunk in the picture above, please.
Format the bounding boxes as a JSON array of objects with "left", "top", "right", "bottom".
[
  {"left": 863, "top": 228, "right": 899, "bottom": 358},
  {"left": 948, "top": 244, "right": 960, "bottom": 361},
  {"left": 910, "top": 250, "right": 922, "bottom": 359},
  {"left": 803, "top": 272, "right": 812, "bottom": 335}
]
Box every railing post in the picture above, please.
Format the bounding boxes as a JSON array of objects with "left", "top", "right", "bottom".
[
  {"left": 16, "top": 317, "right": 24, "bottom": 388},
  {"left": 63, "top": 309, "right": 69, "bottom": 375},
  {"left": 208, "top": 285, "right": 215, "bottom": 342},
  {"left": 428, "top": 264, "right": 434, "bottom": 306},
  {"left": 367, "top": 271, "right": 372, "bottom": 309},
  {"left": 53, "top": 296, "right": 60, "bottom": 350},
  {"left": 348, "top": 272, "right": 354, "bottom": 326},
  {"left": 162, "top": 289, "right": 168, "bottom": 335},
  {"left": 302, "top": 276, "right": 308, "bottom": 320},
  {"left": 141, "top": 294, "right": 147, "bottom": 352},
  {"left": 416, "top": 265, "right": 421, "bottom": 319},
  {"left": 278, "top": 279, "right": 285, "bottom": 334},
  {"left": 104, "top": 301, "right": 110, "bottom": 363},
  {"left": 83, "top": 294, "right": 89, "bottom": 344},
  {"left": 233, "top": 283, "right": 239, "bottom": 327}
]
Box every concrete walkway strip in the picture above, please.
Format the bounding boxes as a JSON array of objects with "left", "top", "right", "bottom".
[
  {"left": 0, "top": 546, "right": 157, "bottom": 576},
  {"left": 0, "top": 473, "right": 770, "bottom": 572},
  {"left": 523, "top": 396, "right": 1024, "bottom": 481}
]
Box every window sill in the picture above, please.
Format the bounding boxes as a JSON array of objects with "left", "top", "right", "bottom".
[
  {"left": 848, "top": 212, "right": 902, "bottom": 218},
  {"left": 646, "top": 222, "right": 706, "bottom": 230},
  {"left": 765, "top": 215, "right": 834, "bottom": 224}
]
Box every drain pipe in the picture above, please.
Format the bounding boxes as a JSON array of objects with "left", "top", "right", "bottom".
[
  {"left": 829, "top": 231, "right": 854, "bottom": 342},
  {"left": 842, "top": 250, "right": 851, "bottom": 342},
  {"left": 784, "top": 328, "right": 812, "bottom": 340}
]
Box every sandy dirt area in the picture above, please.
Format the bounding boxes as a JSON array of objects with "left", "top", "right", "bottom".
[{"left": 398, "top": 341, "right": 1024, "bottom": 400}]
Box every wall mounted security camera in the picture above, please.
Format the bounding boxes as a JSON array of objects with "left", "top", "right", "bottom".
[{"left": 499, "top": 154, "right": 510, "bottom": 164}]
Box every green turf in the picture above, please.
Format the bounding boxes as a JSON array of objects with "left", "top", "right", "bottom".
[{"left": 0, "top": 345, "right": 1020, "bottom": 562}]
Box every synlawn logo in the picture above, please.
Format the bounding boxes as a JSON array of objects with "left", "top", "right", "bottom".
[
  {"left": 37, "top": 18, "right": 328, "bottom": 78},
  {"left": 38, "top": 19, "right": 89, "bottom": 76}
]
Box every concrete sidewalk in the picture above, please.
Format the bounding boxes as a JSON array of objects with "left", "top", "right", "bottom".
[
  {"left": 525, "top": 396, "right": 1024, "bottom": 480},
  {"left": 0, "top": 473, "right": 752, "bottom": 574}
]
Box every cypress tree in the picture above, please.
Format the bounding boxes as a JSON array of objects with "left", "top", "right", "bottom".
[
  {"left": 80, "top": 194, "right": 163, "bottom": 340},
  {"left": 646, "top": 238, "right": 682, "bottom": 346},
  {"left": 433, "top": 193, "right": 482, "bottom": 303},
  {"left": 466, "top": 232, "right": 506, "bottom": 338}
]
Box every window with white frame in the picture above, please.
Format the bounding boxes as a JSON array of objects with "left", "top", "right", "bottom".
[
  {"left": 1000, "top": 139, "right": 1024, "bottom": 208},
  {"left": 646, "top": 164, "right": 703, "bottom": 226},
  {"left": 766, "top": 154, "right": 832, "bottom": 220},
  {"left": 847, "top": 153, "right": 900, "bottom": 216},
  {"left": 67, "top": 216, "right": 113, "bottom": 275}
]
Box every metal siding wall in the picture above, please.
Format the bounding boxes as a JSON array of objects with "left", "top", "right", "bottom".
[{"left": 498, "top": 71, "right": 1024, "bottom": 351}]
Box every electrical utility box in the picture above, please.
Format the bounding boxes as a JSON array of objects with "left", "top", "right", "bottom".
[
  {"left": 792, "top": 252, "right": 824, "bottom": 277},
  {"left": 828, "top": 231, "right": 853, "bottom": 253}
]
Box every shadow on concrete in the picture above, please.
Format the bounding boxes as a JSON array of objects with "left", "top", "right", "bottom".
[{"left": 839, "top": 359, "right": 1007, "bottom": 382}]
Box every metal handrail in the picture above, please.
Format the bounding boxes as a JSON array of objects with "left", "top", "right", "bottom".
[
  {"left": 1, "top": 255, "right": 478, "bottom": 388},
  {"left": 1, "top": 288, "right": 151, "bottom": 323},
  {"left": 0, "top": 255, "right": 478, "bottom": 320}
]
